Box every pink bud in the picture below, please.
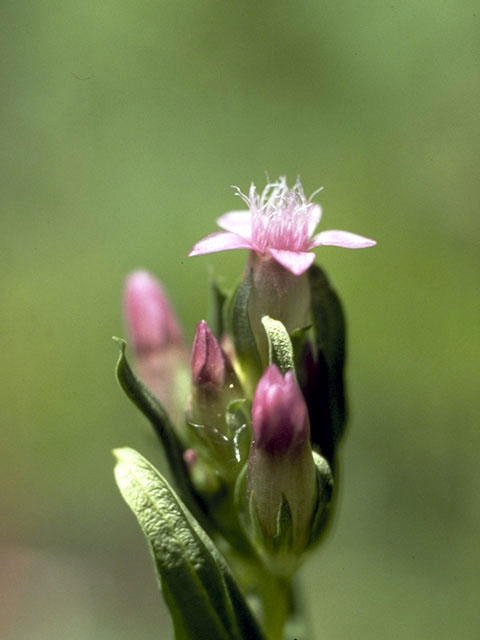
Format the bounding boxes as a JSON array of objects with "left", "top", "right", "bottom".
[
  {"left": 123, "top": 270, "right": 187, "bottom": 421},
  {"left": 124, "top": 270, "right": 183, "bottom": 354},
  {"left": 183, "top": 448, "right": 198, "bottom": 469},
  {"left": 247, "top": 366, "right": 316, "bottom": 564},
  {"left": 191, "top": 320, "right": 234, "bottom": 393},
  {"left": 252, "top": 365, "right": 309, "bottom": 454}
]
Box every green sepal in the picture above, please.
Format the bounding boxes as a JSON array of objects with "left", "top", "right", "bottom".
[
  {"left": 307, "top": 451, "right": 334, "bottom": 547},
  {"left": 307, "top": 264, "right": 348, "bottom": 449},
  {"left": 227, "top": 270, "right": 263, "bottom": 394},
  {"left": 234, "top": 464, "right": 262, "bottom": 543},
  {"left": 247, "top": 487, "right": 267, "bottom": 549},
  {"left": 113, "top": 448, "right": 266, "bottom": 640},
  {"left": 234, "top": 466, "right": 295, "bottom": 556},
  {"left": 234, "top": 467, "right": 301, "bottom": 577},
  {"left": 112, "top": 337, "right": 193, "bottom": 504},
  {"left": 208, "top": 273, "right": 228, "bottom": 339},
  {"left": 261, "top": 315, "right": 296, "bottom": 378},
  {"left": 272, "top": 495, "right": 294, "bottom": 555}
]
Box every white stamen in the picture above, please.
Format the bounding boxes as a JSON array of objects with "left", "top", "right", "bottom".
[{"left": 233, "top": 177, "right": 320, "bottom": 252}]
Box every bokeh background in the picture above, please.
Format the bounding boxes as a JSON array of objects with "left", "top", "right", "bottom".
[{"left": 2, "top": 1, "right": 479, "bottom": 638}]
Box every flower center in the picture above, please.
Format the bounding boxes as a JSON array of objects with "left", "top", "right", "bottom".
[{"left": 236, "top": 178, "right": 313, "bottom": 253}]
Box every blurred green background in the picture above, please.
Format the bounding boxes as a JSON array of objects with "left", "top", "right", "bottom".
[{"left": 2, "top": 1, "right": 479, "bottom": 638}]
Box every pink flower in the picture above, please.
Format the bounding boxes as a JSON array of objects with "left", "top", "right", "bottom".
[{"left": 189, "top": 177, "right": 376, "bottom": 276}]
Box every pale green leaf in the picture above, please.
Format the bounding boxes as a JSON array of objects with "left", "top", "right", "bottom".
[{"left": 114, "top": 447, "right": 266, "bottom": 640}]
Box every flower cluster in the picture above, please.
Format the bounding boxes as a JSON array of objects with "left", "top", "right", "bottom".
[{"left": 116, "top": 177, "right": 375, "bottom": 635}]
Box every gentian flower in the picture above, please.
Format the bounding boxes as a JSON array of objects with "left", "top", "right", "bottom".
[{"left": 189, "top": 177, "right": 376, "bottom": 276}]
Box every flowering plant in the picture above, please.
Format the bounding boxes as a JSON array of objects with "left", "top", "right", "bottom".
[{"left": 113, "top": 177, "right": 375, "bottom": 639}]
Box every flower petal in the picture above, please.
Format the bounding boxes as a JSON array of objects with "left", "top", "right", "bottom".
[
  {"left": 309, "top": 230, "right": 376, "bottom": 249},
  {"left": 268, "top": 248, "right": 316, "bottom": 276},
  {"left": 216, "top": 210, "right": 252, "bottom": 239},
  {"left": 307, "top": 204, "right": 322, "bottom": 236},
  {"left": 189, "top": 231, "right": 253, "bottom": 256}
]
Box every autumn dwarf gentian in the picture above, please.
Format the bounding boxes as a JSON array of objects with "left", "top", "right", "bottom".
[{"left": 189, "top": 177, "right": 376, "bottom": 275}]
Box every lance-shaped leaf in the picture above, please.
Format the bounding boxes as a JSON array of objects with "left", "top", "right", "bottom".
[
  {"left": 114, "top": 448, "right": 266, "bottom": 640},
  {"left": 208, "top": 273, "right": 228, "bottom": 339},
  {"left": 227, "top": 270, "right": 263, "bottom": 394},
  {"left": 112, "top": 337, "right": 193, "bottom": 504},
  {"left": 261, "top": 315, "right": 296, "bottom": 378},
  {"left": 307, "top": 265, "right": 348, "bottom": 449}
]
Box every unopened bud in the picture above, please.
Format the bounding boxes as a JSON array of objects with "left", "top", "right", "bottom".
[
  {"left": 246, "top": 365, "right": 317, "bottom": 572},
  {"left": 124, "top": 270, "right": 183, "bottom": 354},
  {"left": 191, "top": 320, "right": 236, "bottom": 396},
  {"left": 183, "top": 448, "right": 198, "bottom": 469},
  {"left": 187, "top": 321, "right": 247, "bottom": 481},
  {"left": 123, "top": 270, "right": 188, "bottom": 421}
]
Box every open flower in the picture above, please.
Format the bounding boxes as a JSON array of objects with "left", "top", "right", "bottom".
[{"left": 189, "top": 177, "right": 376, "bottom": 276}]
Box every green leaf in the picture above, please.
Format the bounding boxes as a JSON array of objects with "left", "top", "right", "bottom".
[
  {"left": 114, "top": 448, "right": 266, "bottom": 640},
  {"left": 208, "top": 273, "right": 228, "bottom": 339},
  {"left": 112, "top": 337, "right": 193, "bottom": 504},
  {"left": 261, "top": 316, "right": 296, "bottom": 377},
  {"left": 307, "top": 265, "right": 348, "bottom": 448},
  {"left": 228, "top": 270, "right": 263, "bottom": 394}
]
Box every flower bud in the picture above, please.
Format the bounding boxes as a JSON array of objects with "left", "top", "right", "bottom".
[
  {"left": 187, "top": 321, "right": 248, "bottom": 481},
  {"left": 251, "top": 365, "right": 308, "bottom": 454},
  {"left": 191, "top": 320, "right": 237, "bottom": 398},
  {"left": 246, "top": 365, "right": 317, "bottom": 573},
  {"left": 124, "top": 270, "right": 183, "bottom": 354},
  {"left": 123, "top": 270, "right": 188, "bottom": 420}
]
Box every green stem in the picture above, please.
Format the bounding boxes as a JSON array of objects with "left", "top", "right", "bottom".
[
  {"left": 225, "top": 548, "right": 295, "bottom": 639},
  {"left": 283, "top": 577, "right": 310, "bottom": 640},
  {"left": 258, "top": 574, "right": 291, "bottom": 639}
]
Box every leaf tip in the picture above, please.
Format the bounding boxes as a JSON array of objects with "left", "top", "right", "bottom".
[
  {"left": 112, "top": 336, "right": 127, "bottom": 353},
  {"left": 112, "top": 446, "right": 134, "bottom": 465}
]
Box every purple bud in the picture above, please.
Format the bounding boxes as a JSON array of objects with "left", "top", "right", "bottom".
[
  {"left": 247, "top": 365, "right": 316, "bottom": 564},
  {"left": 187, "top": 321, "right": 246, "bottom": 478},
  {"left": 191, "top": 320, "right": 235, "bottom": 395},
  {"left": 124, "top": 270, "right": 183, "bottom": 354},
  {"left": 252, "top": 365, "right": 309, "bottom": 454}
]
